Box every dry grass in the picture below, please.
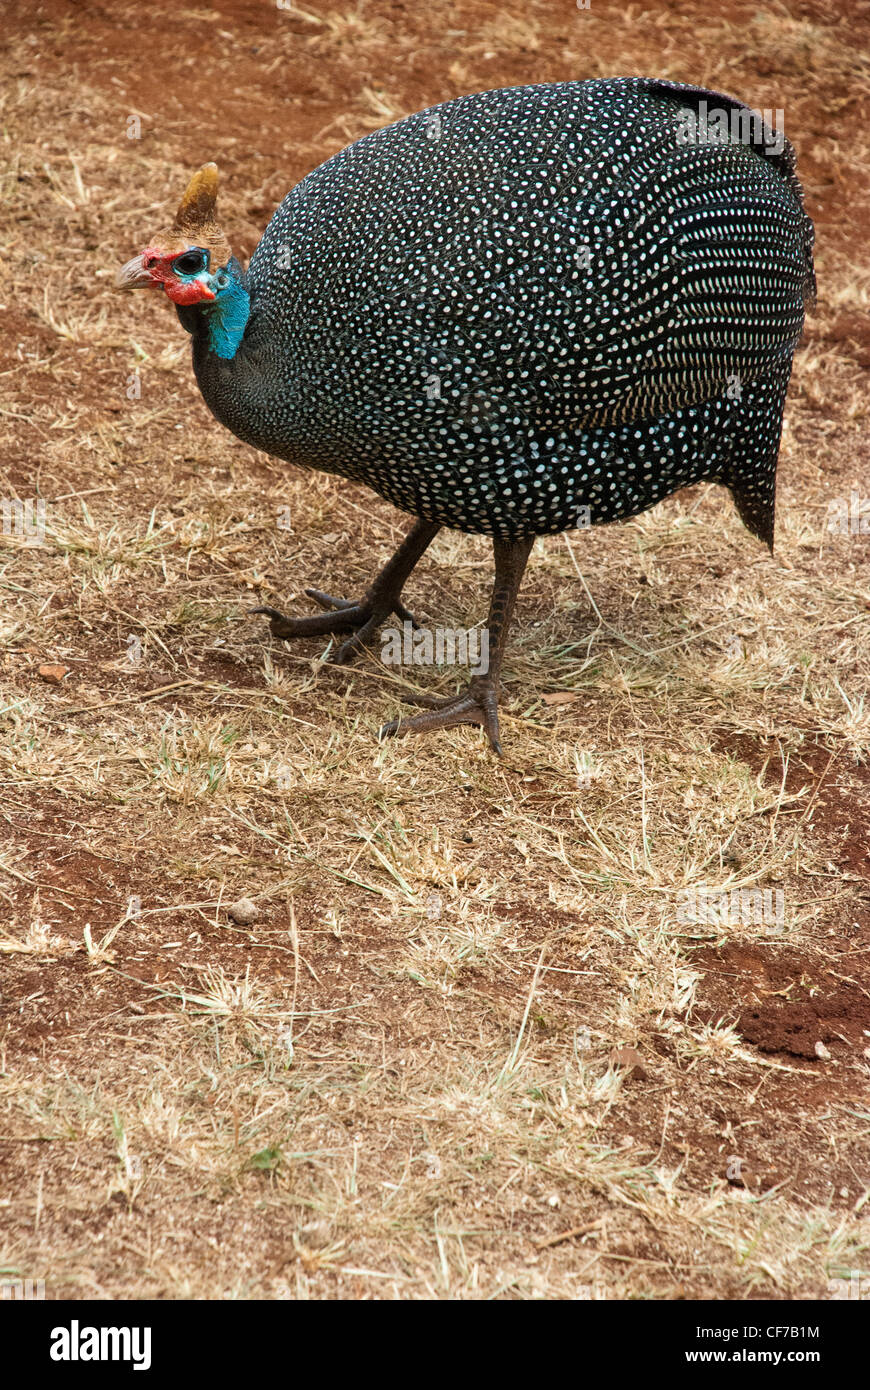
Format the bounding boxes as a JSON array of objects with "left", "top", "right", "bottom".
[{"left": 0, "top": 0, "right": 869, "bottom": 1300}]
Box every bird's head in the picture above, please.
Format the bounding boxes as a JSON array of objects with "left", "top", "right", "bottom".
[{"left": 115, "top": 162, "right": 234, "bottom": 306}]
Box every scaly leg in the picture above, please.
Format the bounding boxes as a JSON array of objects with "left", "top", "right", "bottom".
[
  {"left": 251, "top": 517, "right": 440, "bottom": 665},
  {"left": 380, "top": 535, "right": 534, "bottom": 755}
]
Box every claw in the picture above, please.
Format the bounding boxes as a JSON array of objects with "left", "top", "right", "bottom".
[
  {"left": 249, "top": 603, "right": 360, "bottom": 639},
  {"left": 330, "top": 616, "right": 382, "bottom": 665},
  {"left": 394, "top": 601, "right": 420, "bottom": 628},
  {"left": 379, "top": 679, "right": 503, "bottom": 753},
  {"left": 251, "top": 593, "right": 420, "bottom": 648},
  {"left": 306, "top": 588, "right": 419, "bottom": 628},
  {"left": 304, "top": 589, "right": 356, "bottom": 613},
  {"left": 251, "top": 518, "right": 438, "bottom": 665},
  {"left": 249, "top": 604, "right": 294, "bottom": 637}
]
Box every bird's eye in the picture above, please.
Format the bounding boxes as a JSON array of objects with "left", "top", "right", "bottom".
[{"left": 173, "top": 249, "right": 209, "bottom": 276}]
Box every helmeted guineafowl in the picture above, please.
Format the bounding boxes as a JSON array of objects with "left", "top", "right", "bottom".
[{"left": 116, "top": 76, "right": 814, "bottom": 752}]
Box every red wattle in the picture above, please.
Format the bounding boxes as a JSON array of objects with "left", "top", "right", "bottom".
[{"left": 141, "top": 246, "right": 215, "bottom": 304}]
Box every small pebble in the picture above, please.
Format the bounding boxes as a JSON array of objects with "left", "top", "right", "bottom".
[
  {"left": 228, "top": 897, "right": 259, "bottom": 925},
  {"left": 38, "top": 664, "right": 68, "bottom": 684},
  {"left": 610, "top": 1046, "right": 648, "bottom": 1081},
  {"left": 726, "top": 1156, "right": 760, "bottom": 1190},
  {"left": 298, "top": 1219, "right": 331, "bottom": 1249}
]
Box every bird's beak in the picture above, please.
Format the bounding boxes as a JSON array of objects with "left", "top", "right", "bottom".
[{"left": 114, "top": 254, "right": 157, "bottom": 291}]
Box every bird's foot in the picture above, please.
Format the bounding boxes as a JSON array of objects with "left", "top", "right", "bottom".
[
  {"left": 250, "top": 589, "right": 418, "bottom": 665},
  {"left": 379, "top": 676, "right": 504, "bottom": 754}
]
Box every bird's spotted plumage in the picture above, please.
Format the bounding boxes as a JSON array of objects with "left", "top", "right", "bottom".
[
  {"left": 119, "top": 76, "right": 814, "bottom": 749},
  {"left": 196, "top": 77, "right": 812, "bottom": 547}
]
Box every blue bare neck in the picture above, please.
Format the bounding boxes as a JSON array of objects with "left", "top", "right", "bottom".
[{"left": 176, "top": 257, "right": 250, "bottom": 360}]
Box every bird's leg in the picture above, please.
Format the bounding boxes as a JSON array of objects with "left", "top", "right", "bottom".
[
  {"left": 251, "top": 517, "right": 440, "bottom": 664},
  {"left": 380, "top": 535, "right": 534, "bottom": 755}
]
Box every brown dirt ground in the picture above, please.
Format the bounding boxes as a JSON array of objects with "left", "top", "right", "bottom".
[{"left": 0, "top": 0, "right": 868, "bottom": 1300}]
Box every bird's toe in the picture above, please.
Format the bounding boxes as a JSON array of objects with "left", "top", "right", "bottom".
[{"left": 379, "top": 682, "right": 502, "bottom": 752}]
